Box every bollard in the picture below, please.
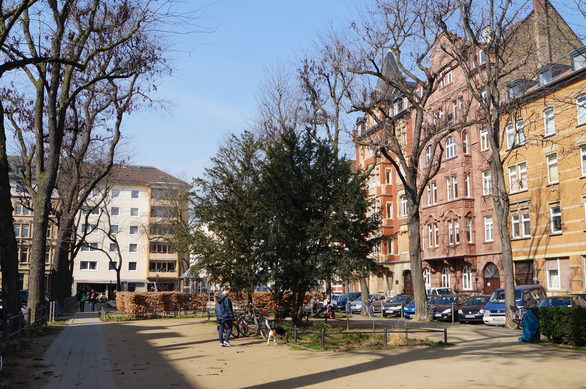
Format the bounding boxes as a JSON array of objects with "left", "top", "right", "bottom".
[
  {"left": 384, "top": 328, "right": 388, "bottom": 348},
  {"left": 294, "top": 326, "right": 298, "bottom": 343},
  {"left": 321, "top": 329, "right": 325, "bottom": 350},
  {"left": 444, "top": 327, "right": 448, "bottom": 343}
]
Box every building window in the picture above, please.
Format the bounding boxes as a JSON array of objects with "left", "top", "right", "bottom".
[
  {"left": 452, "top": 176, "right": 458, "bottom": 199},
  {"left": 131, "top": 190, "right": 139, "bottom": 199},
  {"left": 14, "top": 202, "right": 30, "bottom": 215},
  {"left": 433, "top": 223, "right": 439, "bottom": 247},
  {"left": 423, "top": 268, "right": 431, "bottom": 289},
  {"left": 578, "top": 95, "right": 586, "bottom": 125},
  {"left": 550, "top": 205, "right": 562, "bottom": 233},
  {"left": 426, "top": 185, "right": 431, "bottom": 206},
  {"left": 80, "top": 242, "right": 98, "bottom": 252},
  {"left": 386, "top": 202, "right": 393, "bottom": 219},
  {"left": 447, "top": 219, "right": 460, "bottom": 245},
  {"left": 111, "top": 207, "right": 119, "bottom": 216},
  {"left": 482, "top": 170, "right": 491, "bottom": 196},
  {"left": 129, "top": 243, "right": 138, "bottom": 253},
  {"left": 80, "top": 261, "right": 97, "bottom": 270},
  {"left": 150, "top": 242, "right": 175, "bottom": 254},
  {"left": 446, "top": 177, "right": 452, "bottom": 201},
  {"left": 129, "top": 262, "right": 137, "bottom": 271},
  {"left": 399, "top": 196, "right": 408, "bottom": 217},
  {"left": 546, "top": 259, "right": 563, "bottom": 290},
  {"left": 580, "top": 146, "right": 586, "bottom": 176},
  {"left": 448, "top": 220, "right": 453, "bottom": 244},
  {"left": 109, "top": 262, "right": 117, "bottom": 271},
  {"left": 14, "top": 223, "right": 31, "bottom": 238},
  {"left": 466, "top": 217, "right": 474, "bottom": 243},
  {"left": 111, "top": 188, "right": 120, "bottom": 198},
  {"left": 130, "top": 225, "right": 139, "bottom": 235},
  {"left": 81, "top": 224, "right": 97, "bottom": 234},
  {"left": 508, "top": 162, "right": 527, "bottom": 193},
  {"left": 426, "top": 145, "right": 432, "bottom": 164},
  {"left": 484, "top": 216, "right": 493, "bottom": 242},
  {"left": 480, "top": 128, "right": 489, "bottom": 151},
  {"left": 464, "top": 174, "right": 471, "bottom": 197},
  {"left": 462, "top": 265, "right": 473, "bottom": 290},
  {"left": 511, "top": 212, "right": 531, "bottom": 239},
  {"left": 543, "top": 108, "right": 555, "bottom": 136},
  {"left": 427, "top": 225, "right": 433, "bottom": 248},
  {"left": 110, "top": 225, "right": 119, "bottom": 234},
  {"left": 149, "top": 261, "right": 176, "bottom": 273},
  {"left": 441, "top": 267, "right": 451, "bottom": 288},
  {"left": 82, "top": 206, "right": 99, "bottom": 215},
  {"left": 18, "top": 246, "right": 29, "bottom": 262},
  {"left": 462, "top": 131, "right": 469, "bottom": 154},
  {"left": 385, "top": 168, "right": 392, "bottom": 184},
  {"left": 506, "top": 120, "right": 525, "bottom": 148},
  {"left": 130, "top": 208, "right": 139, "bottom": 217},
  {"left": 546, "top": 153, "right": 559, "bottom": 184},
  {"left": 446, "top": 136, "right": 456, "bottom": 158},
  {"left": 432, "top": 182, "right": 437, "bottom": 204},
  {"left": 109, "top": 243, "right": 117, "bottom": 252}
]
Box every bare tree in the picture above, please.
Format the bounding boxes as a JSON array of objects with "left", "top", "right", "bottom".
[
  {"left": 435, "top": 0, "right": 583, "bottom": 327},
  {"left": 3, "top": 0, "right": 172, "bottom": 321},
  {"left": 339, "top": 0, "right": 473, "bottom": 320}
]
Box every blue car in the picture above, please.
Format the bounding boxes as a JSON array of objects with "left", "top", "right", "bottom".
[
  {"left": 403, "top": 296, "right": 437, "bottom": 319},
  {"left": 483, "top": 285, "right": 546, "bottom": 326},
  {"left": 335, "top": 292, "right": 361, "bottom": 311}
]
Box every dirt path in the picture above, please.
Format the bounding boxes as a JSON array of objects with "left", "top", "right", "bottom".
[{"left": 101, "top": 318, "right": 586, "bottom": 389}]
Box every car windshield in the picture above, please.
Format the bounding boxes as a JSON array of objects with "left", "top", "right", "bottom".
[
  {"left": 389, "top": 295, "right": 410, "bottom": 303},
  {"left": 538, "top": 297, "right": 572, "bottom": 308},
  {"left": 463, "top": 296, "right": 488, "bottom": 306},
  {"left": 435, "top": 296, "right": 457, "bottom": 305},
  {"left": 353, "top": 296, "right": 362, "bottom": 302},
  {"left": 436, "top": 289, "right": 454, "bottom": 296},
  {"left": 489, "top": 290, "right": 523, "bottom": 303}
]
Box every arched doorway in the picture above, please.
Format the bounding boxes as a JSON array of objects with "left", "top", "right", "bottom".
[
  {"left": 403, "top": 270, "right": 413, "bottom": 295},
  {"left": 483, "top": 262, "right": 500, "bottom": 294}
]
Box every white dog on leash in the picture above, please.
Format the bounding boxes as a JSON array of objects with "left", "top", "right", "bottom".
[{"left": 264, "top": 317, "right": 286, "bottom": 345}]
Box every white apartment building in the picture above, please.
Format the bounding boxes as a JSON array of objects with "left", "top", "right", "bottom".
[{"left": 73, "top": 165, "right": 189, "bottom": 297}]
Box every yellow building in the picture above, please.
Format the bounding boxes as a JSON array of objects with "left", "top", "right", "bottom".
[{"left": 503, "top": 54, "right": 586, "bottom": 295}]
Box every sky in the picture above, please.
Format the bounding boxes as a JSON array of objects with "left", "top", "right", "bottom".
[{"left": 123, "top": 0, "right": 363, "bottom": 183}]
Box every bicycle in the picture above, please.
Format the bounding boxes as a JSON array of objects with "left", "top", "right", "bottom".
[
  {"left": 506, "top": 305, "right": 524, "bottom": 329},
  {"left": 232, "top": 312, "right": 255, "bottom": 338}
]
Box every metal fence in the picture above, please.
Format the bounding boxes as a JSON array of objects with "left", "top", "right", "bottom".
[{"left": 1, "top": 302, "right": 58, "bottom": 342}]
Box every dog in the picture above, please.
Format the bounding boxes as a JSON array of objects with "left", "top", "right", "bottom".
[{"left": 264, "top": 317, "right": 287, "bottom": 345}]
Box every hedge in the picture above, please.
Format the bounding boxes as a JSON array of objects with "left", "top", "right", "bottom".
[
  {"left": 539, "top": 307, "right": 586, "bottom": 346},
  {"left": 115, "top": 291, "right": 323, "bottom": 318}
]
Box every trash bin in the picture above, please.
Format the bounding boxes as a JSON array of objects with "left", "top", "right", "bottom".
[{"left": 527, "top": 307, "right": 540, "bottom": 342}]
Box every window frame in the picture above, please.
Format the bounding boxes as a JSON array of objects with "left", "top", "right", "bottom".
[
  {"left": 577, "top": 95, "right": 586, "bottom": 125},
  {"left": 480, "top": 128, "right": 489, "bottom": 151},
  {"left": 130, "top": 208, "right": 139, "bottom": 217},
  {"left": 462, "top": 265, "right": 473, "bottom": 290},
  {"left": 441, "top": 267, "right": 451, "bottom": 288},
  {"left": 482, "top": 170, "right": 491, "bottom": 196},
  {"left": 543, "top": 107, "right": 555, "bottom": 136},
  {"left": 550, "top": 205, "right": 562, "bottom": 234},
  {"left": 484, "top": 216, "right": 494, "bottom": 242},
  {"left": 446, "top": 136, "right": 457, "bottom": 159},
  {"left": 546, "top": 153, "right": 559, "bottom": 184},
  {"left": 129, "top": 243, "right": 138, "bottom": 253}
]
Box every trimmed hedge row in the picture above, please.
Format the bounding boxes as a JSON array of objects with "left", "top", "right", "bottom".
[
  {"left": 540, "top": 307, "right": 586, "bottom": 346},
  {"left": 115, "top": 291, "right": 323, "bottom": 317}
]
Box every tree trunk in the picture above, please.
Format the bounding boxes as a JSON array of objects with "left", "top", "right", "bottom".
[
  {"left": 408, "top": 200, "right": 428, "bottom": 321},
  {"left": 52, "top": 216, "right": 75, "bottom": 306},
  {"left": 28, "top": 199, "right": 50, "bottom": 321},
  {"left": 359, "top": 276, "right": 369, "bottom": 315},
  {"left": 489, "top": 144, "right": 516, "bottom": 328},
  {"left": 0, "top": 124, "right": 20, "bottom": 321}
]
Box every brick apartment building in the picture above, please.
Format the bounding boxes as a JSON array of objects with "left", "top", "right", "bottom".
[{"left": 355, "top": 0, "right": 585, "bottom": 296}]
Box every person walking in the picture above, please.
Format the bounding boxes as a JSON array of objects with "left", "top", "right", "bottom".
[
  {"left": 78, "top": 292, "right": 88, "bottom": 312},
  {"left": 215, "top": 286, "right": 234, "bottom": 347},
  {"left": 89, "top": 289, "right": 98, "bottom": 312}
]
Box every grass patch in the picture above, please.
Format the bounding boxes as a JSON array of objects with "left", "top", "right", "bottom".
[{"left": 290, "top": 325, "right": 447, "bottom": 351}]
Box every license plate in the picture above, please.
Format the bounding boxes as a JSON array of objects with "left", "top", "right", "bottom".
[
  {"left": 435, "top": 313, "right": 441, "bottom": 317},
  {"left": 465, "top": 314, "right": 475, "bottom": 318}
]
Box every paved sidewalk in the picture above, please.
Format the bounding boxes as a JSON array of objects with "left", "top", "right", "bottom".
[{"left": 41, "top": 312, "right": 116, "bottom": 389}]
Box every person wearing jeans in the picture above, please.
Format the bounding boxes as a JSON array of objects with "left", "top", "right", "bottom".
[{"left": 215, "top": 286, "right": 234, "bottom": 347}]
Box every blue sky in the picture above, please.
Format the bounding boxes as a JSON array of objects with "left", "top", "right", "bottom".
[{"left": 123, "top": 0, "right": 363, "bottom": 183}]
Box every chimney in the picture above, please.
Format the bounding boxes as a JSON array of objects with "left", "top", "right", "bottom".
[{"left": 532, "top": 0, "right": 552, "bottom": 67}]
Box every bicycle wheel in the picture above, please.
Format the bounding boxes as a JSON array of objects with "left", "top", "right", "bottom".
[
  {"left": 505, "top": 310, "right": 520, "bottom": 329},
  {"left": 238, "top": 319, "right": 255, "bottom": 337}
]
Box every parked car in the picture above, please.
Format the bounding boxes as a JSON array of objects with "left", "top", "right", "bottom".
[
  {"left": 403, "top": 295, "right": 438, "bottom": 319},
  {"left": 350, "top": 294, "right": 386, "bottom": 313},
  {"left": 335, "top": 292, "right": 361, "bottom": 311},
  {"left": 572, "top": 293, "right": 586, "bottom": 302},
  {"left": 426, "top": 287, "right": 456, "bottom": 296},
  {"left": 330, "top": 293, "right": 343, "bottom": 307},
  {"left": 483, "top": 285, "right": 546, "bottom": 326},
  {"left": 538, "top": 295, "right": 586, "bottom": 308},
  {"left": 382, "top": 294, "right": 412, "bottom": 317},
  {"left": 430, "top": 295, "right": 469, "bottom": 321},
  {"left": 456, "top": 295, "right": 490, "bottom": 323}
]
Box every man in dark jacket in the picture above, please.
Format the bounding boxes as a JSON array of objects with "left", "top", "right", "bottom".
[{"left": 215, "top": 286, "right": 234, "bottom": 347}]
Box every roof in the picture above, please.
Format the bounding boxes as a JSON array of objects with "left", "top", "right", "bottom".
[{"left": 109, "top": 165, "right": 189, "bottom": 187}]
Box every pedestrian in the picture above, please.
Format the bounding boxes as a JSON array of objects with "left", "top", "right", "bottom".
[
  {"left": 89, "top": 289, "right": 98, "bottom": 312},
  {"left": 79, "top": 291, "right": 87, "bottom": 312},
  {"left": 215, "top": 286, "right": 234, "bottom": 347}
]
